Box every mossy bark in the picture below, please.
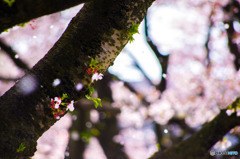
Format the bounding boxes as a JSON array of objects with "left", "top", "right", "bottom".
[
  {"left": 0, "top": 0, "right": 155, "bottom": 158},
  {"left": 150, "top": 98, "right": 240, "bottom": 159}
]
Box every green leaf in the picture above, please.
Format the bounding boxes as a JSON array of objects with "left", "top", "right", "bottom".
[
  {"left": 61, "top": 93, "right": 68, "bottom": 101},
  {"left": 91, "top": 128, "right": 100, "bottom": 136},
  {"left": 89, "top": 86, "right": 95, "bottom": 95},
  {"left": 129, "top": 22, "right": 139, "bottom": 34},
  {"left": 127, "top": 22, "right": 139, "bottom": 43},
  {"left": 129, "top": 36, "right": 134, "bottom": 43},
  {"left": 80, "top": 131, "right": 92, "bottom": 144},
  {"left": 85, "top": 87, "right": 102, "bottom": 108},
  {"left": 3, "top": 0, "right": 15, "bottom": 7},
  {"left": 93, "top": 98, "right": 102, "bottom": 108},
  {"left": 85, "top": 95, "right": 102, "bottom": 108},
  {"left": 90, "top": 58, "right": 99, "bottom": 66},
  {"left": 18, "top": 23, "right": 26, "bottom": 27},
  {"left": 16, "top": 143, "right": 26, "bottom": 152},
  {"left": 85, "top": 94, "right": 91, "bottom": 99}
]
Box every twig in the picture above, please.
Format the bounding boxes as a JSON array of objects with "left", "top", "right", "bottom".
[
  {"left": 127, "top": 51, "right": 154, "bottom": 85},
  {"left": 0, "top": 76, "right": 19, "bottom": 82},
  {"left": 76, "top": 99, "right": 121, "bottom": 115},
  {"left": 223, "top": 0, "right": 240, "bottom": 70},
  {"left": 0, "top": 38, "right": 30, "bottom": 71},
  {"left": 144, "top": 16, "right": 169, "bottom": 92},
  {"left": 204, "top": 8, "right": 214, "bottom": 68}
]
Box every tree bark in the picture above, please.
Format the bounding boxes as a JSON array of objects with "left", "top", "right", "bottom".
[{"left": 0, "top": 0, "right": 155, "bottom": 158}]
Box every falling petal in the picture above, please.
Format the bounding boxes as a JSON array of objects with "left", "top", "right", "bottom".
[
  {"left": 52, "top": 78, "right": 61, "bottom": 87},
  {"left": 18, "top": 75, "right": 38, "bottom": 95},
  {"left": 75, "top": 82, "right": 83, "bottom": 91}
]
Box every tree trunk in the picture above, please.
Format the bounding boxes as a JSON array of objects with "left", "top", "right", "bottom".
[{"left": 0, "top": 0, "right": 155, "bottom": 158}]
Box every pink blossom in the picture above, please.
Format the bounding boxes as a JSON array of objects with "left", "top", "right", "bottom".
[
  {"left": 226, "top": 108, "right": 235, "bottom": 116},
  {"left": 92, "top": 73, "right": 103, "bottom": 82},
  {"left": 54, "top": 114, "right": 60, "bottom": 120},
  {"left": 54, "top": 97, "right": 62, "bottom": 109},
  {"left": 86, "top": 68, "right": 93, "bottom": 74},
  {"left": 29, "top": 20, "right": 37, "bottom": 30}
]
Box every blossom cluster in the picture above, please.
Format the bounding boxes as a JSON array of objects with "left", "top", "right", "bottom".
[
  {"left": 86, "top": 58, "right": 104, "bottom": 82},
  {"left": 226, "top": 100, "right": 240, "bottom": 116},
  {"left": 49, "top": 95, "right": 74, "bottom": 119},
  {"left": 86, "top": 66, "right": 99, "bottom": 75},
  {"left": 29, "top": 20, "right": 38, "bottom": 30}
]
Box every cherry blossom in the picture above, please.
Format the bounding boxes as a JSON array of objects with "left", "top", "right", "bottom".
[
  {"left": 49, "top": 95, "right": 74, "bottom": 119},
  {"left": 92, "top": 73, "right": 103, "bottom": 82},
  {"left": 226, "top": 108, "right": 235, "bottom": 116},
  {"left": 67, "top": 100, "right": 75, "bottom": 112},
  {"left": 54, "top": 97, "right": 62, "bottom": 109},
  {"left": 214, "top": 137, "right": 232, "bottom": 150}
]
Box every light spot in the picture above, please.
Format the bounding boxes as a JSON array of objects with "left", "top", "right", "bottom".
[
  {"left": 18, "top": 75, "right": 38, "bottom": 95},
  {"left": 162, "top": 73, "right": 167, "bottom": 78},
  {"left": 72, "top": 115, "right": 77, "bottom": 120},
  {"left": 164, "top": 129, "right": 168, "bottom": 134},
  {"left": 86, "top": 122, "right": 92, "bottom": 128},
  {"left": 15, "top": 54, "right": 19, "bottom": 59},
  {"left": 33, "top": 35, "right": 37, "bottom": 39},
  {"left": 75, "top": 82, "right": 83, "bottom": 91},
  {"left": 65, "top": 152, "right": 70, "bottom": 157},
  {"left": 224, "top": 24, "right": 229, "bottom": 29},
  {"left": 71, "top": 131, "right": 80, "bottom": 141},
  {"left": 52, "top": 78, "right": 61, "bottom": 87}
]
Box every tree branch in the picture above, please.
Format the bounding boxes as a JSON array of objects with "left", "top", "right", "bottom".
[
  {"left": 0, "top": 38, "right": 30, "bottom": 71},
  {"left": 0, "top": 76, "right": 19, "bottom": 82},
  {"left": 0, "top": 0, "right": 91, "bottom": 33},
  {"left": 76, "top": 99, "right": 121, "bottom": 115},
  {"left": 223, "top": 0, "right": 240, "bottom": 70},
  {"left": 204, "top": 9, "right": 214, "bottom": 68},
  {"left": 144, "top": 15, "right": 169, "bottom": 92},
  {"left": 0, "top": 0, "right": 155, "bottom": 158},
  {"left": 150, "top": 98, "right": 240, "bottom": 159}
]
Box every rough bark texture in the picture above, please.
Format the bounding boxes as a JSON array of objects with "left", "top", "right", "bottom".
[
  {"left": 0, "top": 0, "right": 90, "bottom": 33},
  {"left": 0, "top": 0, "right": 155, "bottom": 158},
  {"left": 150, "top": 98, "right": 240, "bottom": 159}
]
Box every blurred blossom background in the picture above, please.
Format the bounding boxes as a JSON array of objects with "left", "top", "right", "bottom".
[{"left": 1, "top": 0, "right": 240, "bottom": 158}]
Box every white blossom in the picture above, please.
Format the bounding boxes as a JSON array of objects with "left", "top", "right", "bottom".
[
  {"left": 54, "top": 97, "right": 62, "bottom": 109},
  {"left": 67, "top": 100, "right": 75, "bottom": 111},
  {"left": 92, "top": 73, "right": 104, "bottom": 82}
]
